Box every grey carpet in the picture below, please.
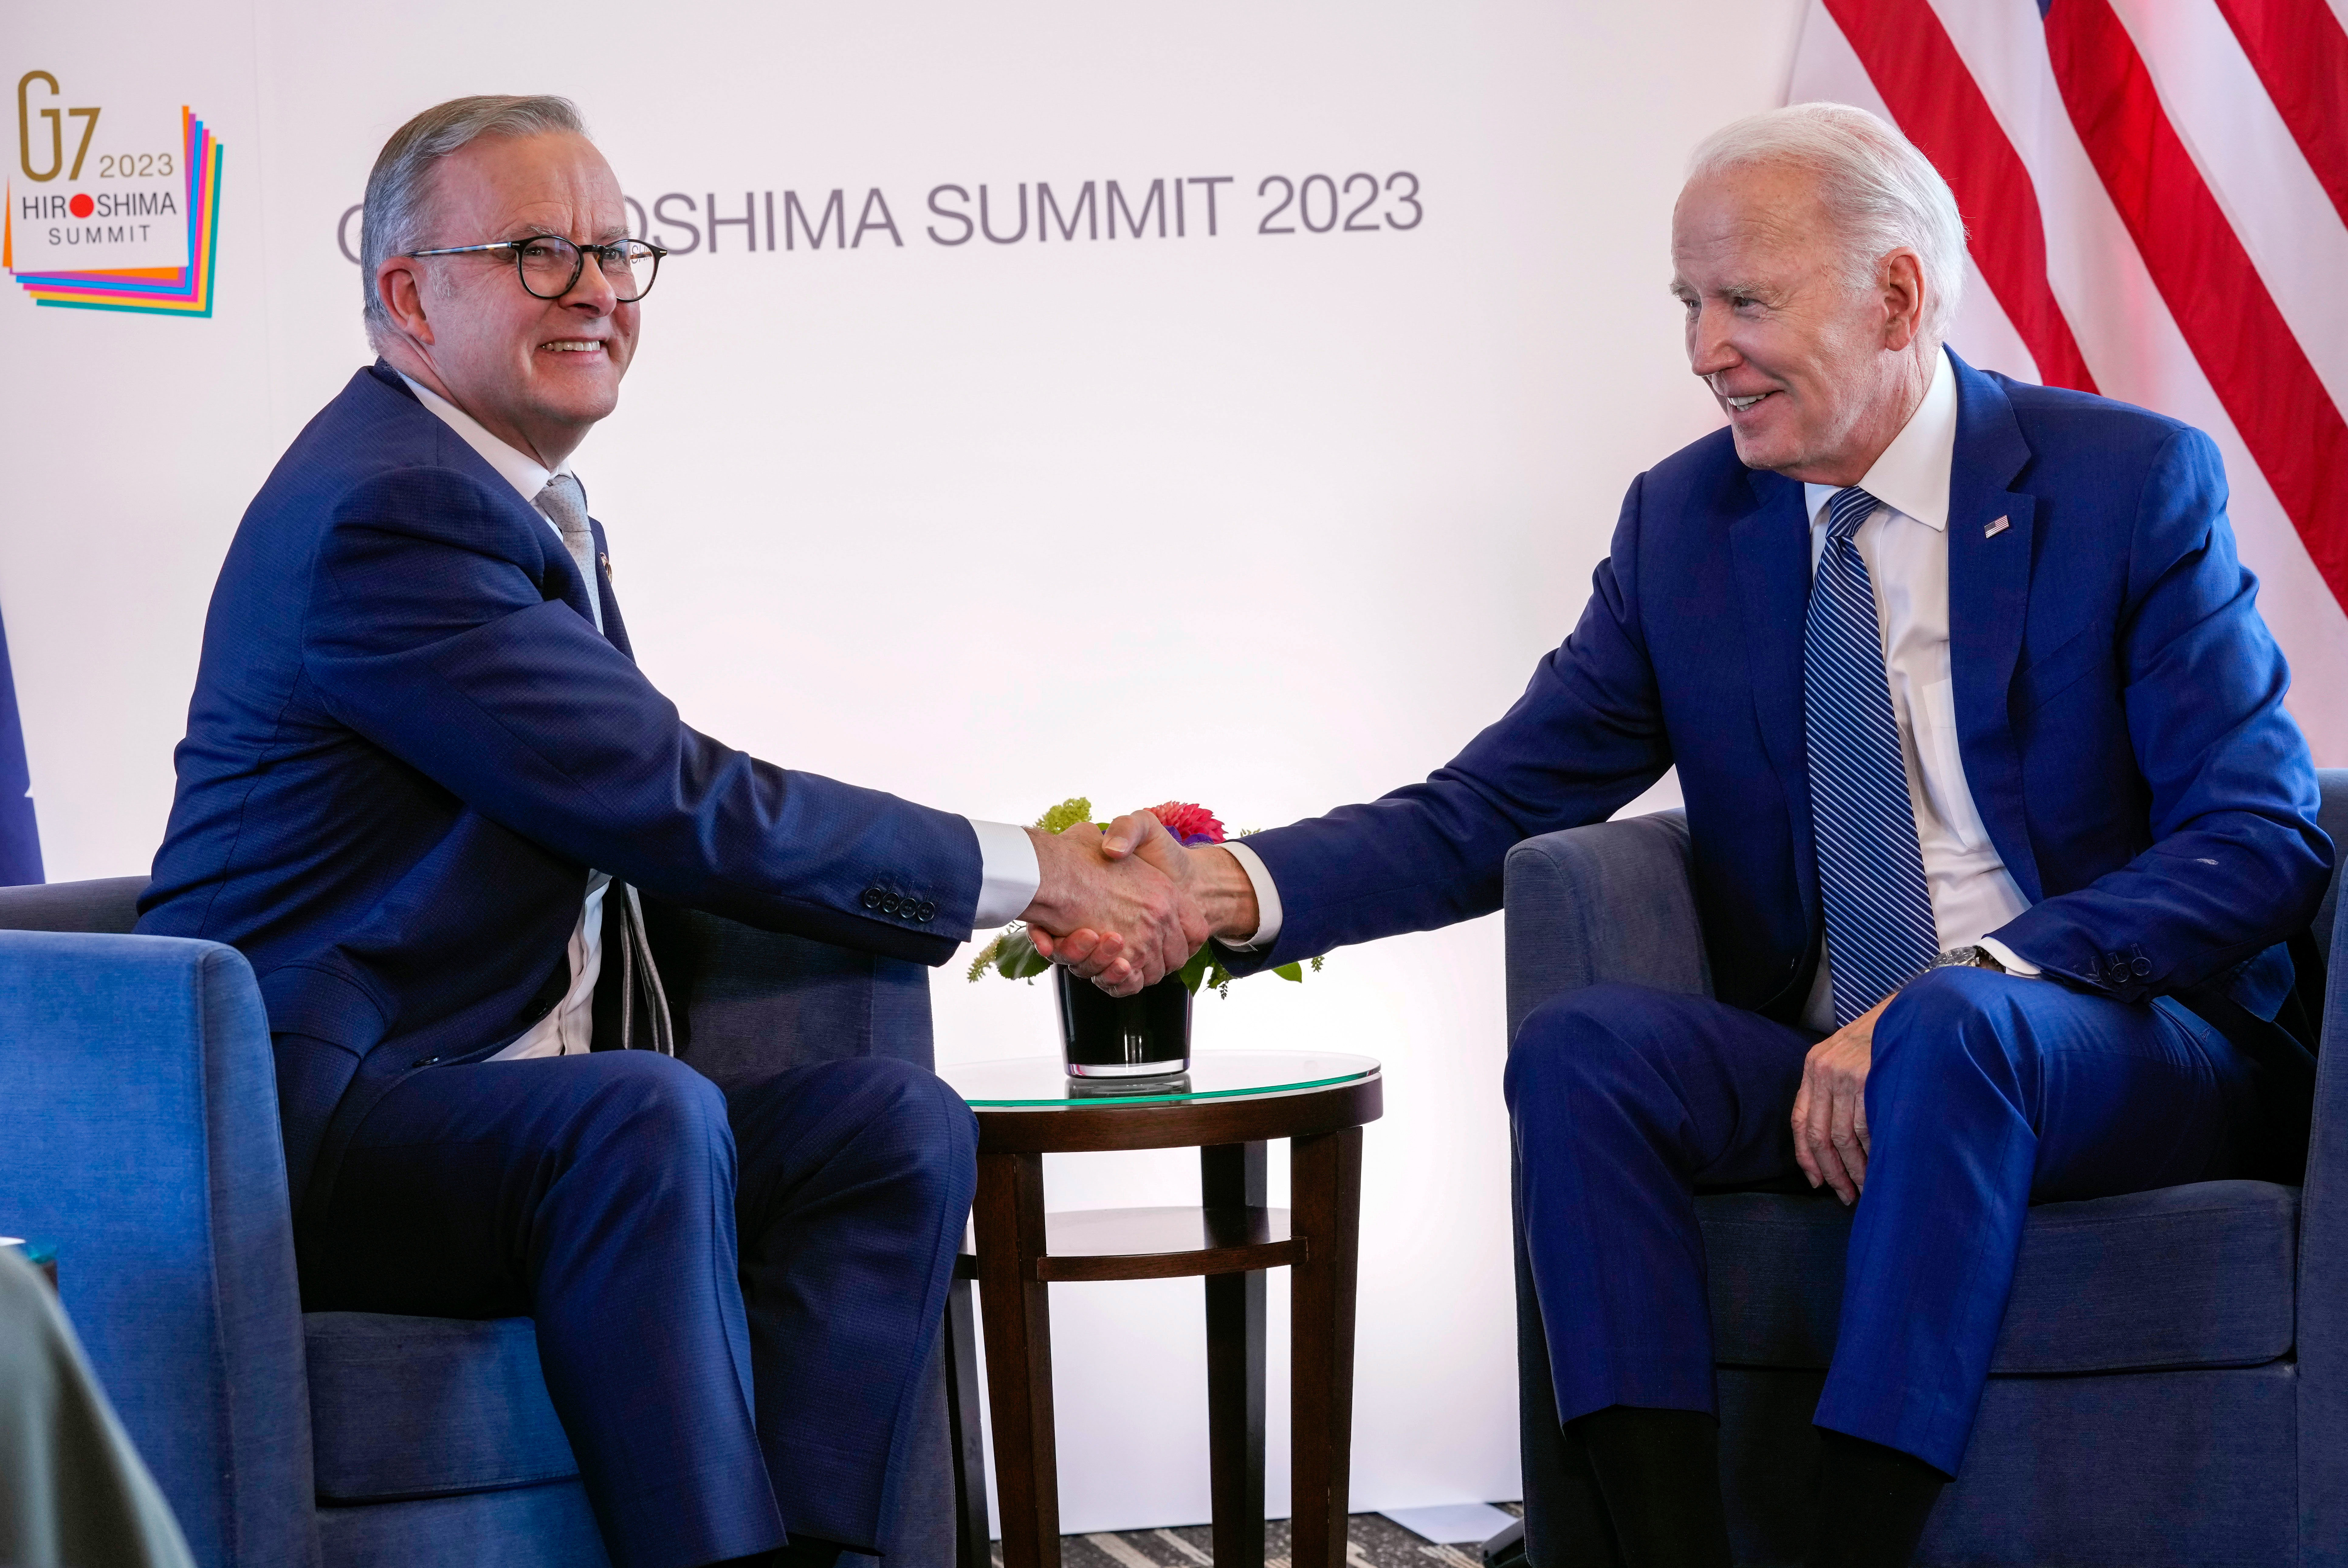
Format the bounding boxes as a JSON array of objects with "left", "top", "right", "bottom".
[{"left": 993, "top": 1503, "right": 1523, "bottom": 1568}]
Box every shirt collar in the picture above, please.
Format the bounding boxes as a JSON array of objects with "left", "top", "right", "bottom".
[
  {"left": 397, "top": 372, "right": 573, "bottom": 509},
  {"left": 1801, "top": 345, "right": 1956, "bottom": 532}
]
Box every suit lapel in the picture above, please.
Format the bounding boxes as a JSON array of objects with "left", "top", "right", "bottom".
[
  {"left": 1943, "top": 353, "right": 2042, "bottom": 902},
  {"left": 367, "top": 362, "right": 617, "bottom": 647},
  {"left": 1729, "top": 469, "right": 1819, "bottom": 916}
]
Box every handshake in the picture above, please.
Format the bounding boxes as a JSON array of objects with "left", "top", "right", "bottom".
[{"left": 1015, "top": 812, "right": 1262, "bottom": 997}]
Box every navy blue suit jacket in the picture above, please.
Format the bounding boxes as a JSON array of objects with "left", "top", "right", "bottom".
[
  {"left": 139, "top": 364, "right": 981, "bottom": 1199},
  {"left": 1227, "top": 354, "right": 2332, "bottom": 1019}
]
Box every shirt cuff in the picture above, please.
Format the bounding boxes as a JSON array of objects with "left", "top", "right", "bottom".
[
  {"left": 1976, "top": 937, "right": 2040, "bottom": 978},
  {"left": 1216, "top": 839, "right": 1284, "bottom": 951},
  {"left": 968, "top": 819, "right": 1041, "bottom": 932}
]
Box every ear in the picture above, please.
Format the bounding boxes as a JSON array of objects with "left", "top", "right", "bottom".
[
  {"left": 1880, "top": 248, "right": 1926, "bottom": 352},
  {"left": 376, "top": 256, "right": 436, "bottom": 346}
]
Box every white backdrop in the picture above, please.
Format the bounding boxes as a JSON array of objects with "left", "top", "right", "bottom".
[{"left": 5, "top": 0, "right": 2136, "bottom": 1531}]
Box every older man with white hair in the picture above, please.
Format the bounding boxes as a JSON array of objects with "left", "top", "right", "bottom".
[{"left": 1085, "top": 103, "right": 2331, "bottom": 1565}]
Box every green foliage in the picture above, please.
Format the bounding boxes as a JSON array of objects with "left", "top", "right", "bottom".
[
  {"left": 1033, "top": 797, "right": 1096, "bottom": 836},
  {"left": 966, "top": 796, "right": 1327, "bottom": 999},
  {"left": 964, "top": 935, "right": 1002, "bottom": 983},
  {"left": 1176, "top": 945, "right": 1235, "bottom": 997},
  {"left": 965, "top": 926, "right": 1053, "bottom": 983},
  {"left": 971, "top": 925, "right": 1321, "bottom": 998}
]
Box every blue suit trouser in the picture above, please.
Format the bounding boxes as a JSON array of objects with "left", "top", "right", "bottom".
[
  {"left": 296, "top": 1049, "right": 978, "bottom": 1568},
  {"left": 1503, "top": 965, "right": 2257, "bottom": 1476}
]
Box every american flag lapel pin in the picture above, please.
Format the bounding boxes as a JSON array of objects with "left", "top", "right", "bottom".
[{"left": 1984, "top": 516, "right": 2010, "bottom": 539}]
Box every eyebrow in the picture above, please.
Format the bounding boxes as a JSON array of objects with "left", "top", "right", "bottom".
[
  {"left": 1672, "top": 279, "right": 1779, "bottom": 302},
  {"left": 500, "top": 225, "right": 633, "bottom": 245}
]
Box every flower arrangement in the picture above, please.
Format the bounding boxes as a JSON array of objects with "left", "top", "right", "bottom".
[{"left": 967, "top": 797, "right": 1323, "bottom": 996}]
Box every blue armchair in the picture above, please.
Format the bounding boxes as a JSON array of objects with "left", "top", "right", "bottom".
[
  {"left": 1501, "top": 770, "right": 2346, "bottom": 1567},
  {"left": 0, "top": 879, "right": 961, "bottom": 1568}
]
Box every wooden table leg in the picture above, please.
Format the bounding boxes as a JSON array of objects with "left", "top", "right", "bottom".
[
  {"left": 944, "top": 1274, "right": 992, "bottom": 1568},
  {"left": 1289, "top": 1126, "right": 1364, "bottom": 1568},
  {"left": 975, "top": 1149, "right": 1058, "bottom": 1568},
  {"left": 1202, "top": 1141, "right": 1269, "bottom": 1568}
]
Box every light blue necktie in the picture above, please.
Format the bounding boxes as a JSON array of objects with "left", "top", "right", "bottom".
[
  {"left": 532, "top": 474, "right": 602, "bottom": 634},
  {"left": 1805, "top": 486, "right": 1940, "bottom": 1026}
]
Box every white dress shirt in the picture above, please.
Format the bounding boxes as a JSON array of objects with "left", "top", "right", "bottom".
[
  {"left": 396, "top": 375, "right": 1039, "bottom": 1060},
  {"left": 1227, "top": 348, "right": 2037, "bottom": 1031},
  {"left": 1794, "top": 348, "right": 2038, "bottom": 1030}
]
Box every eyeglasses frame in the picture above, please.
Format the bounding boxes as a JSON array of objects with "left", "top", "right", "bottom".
[{"left": 403, "top": 233, "right": 669, "bottom": 303}]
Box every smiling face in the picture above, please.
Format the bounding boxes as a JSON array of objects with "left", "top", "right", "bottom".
[
  {"left": 1669, "top": 160, "right": 1933, "bottom": 485},
  {"left": 373, "top": 131, "right": 636, "bottom": 469}
]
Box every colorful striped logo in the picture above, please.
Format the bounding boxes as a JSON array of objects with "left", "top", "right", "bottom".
[{"left": 4, "top": 107, "right": 221, "bottom": 316}]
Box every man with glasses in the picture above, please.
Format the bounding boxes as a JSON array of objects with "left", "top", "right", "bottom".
[{"left": 136, "top": 95, "right": 1204, "bottom": 1568}]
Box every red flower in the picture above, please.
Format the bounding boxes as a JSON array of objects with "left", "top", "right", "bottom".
[{"left": 1145, "top": 801, "right": 1226, "bottom": 846}]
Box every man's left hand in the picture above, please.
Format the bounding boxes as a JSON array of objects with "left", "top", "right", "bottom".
[{"left": 1793, "top": 995, "right": 1892, "bottom": 1205}]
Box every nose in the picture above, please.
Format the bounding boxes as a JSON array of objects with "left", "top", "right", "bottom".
[
  {"left": 1686, "top": 300, "right": 1739, "bottom": 380},
  {"left": 562, "top": 249, "right": 618, "bottom": 314}
]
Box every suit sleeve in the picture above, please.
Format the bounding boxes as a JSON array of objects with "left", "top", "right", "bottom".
[
  {"left": 1987, "top": 426, "right": 2333, "bottom": 998},
  {"left": 300, "top": 465, "right": 983, "bottom": 963},
  {"left": 1222, "top": 474, "right": 1674, "bottom": 974}
]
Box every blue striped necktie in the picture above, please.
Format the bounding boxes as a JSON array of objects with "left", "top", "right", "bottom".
[{"left": 1805, "top": 485, "right": 1939, "bottom": 1026}]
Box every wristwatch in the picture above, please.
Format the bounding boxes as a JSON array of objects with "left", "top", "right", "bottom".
[{"left": 1926, "top": 944, "right": 2006, "bottom": 973}]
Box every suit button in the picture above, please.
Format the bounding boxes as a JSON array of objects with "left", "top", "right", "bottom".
[
  {"left": 881, "top": 893, "right": 902, "bottom": 915},
  {"left": 2132, "top": 956, "right": 2152, "bottom": 977},
  {"left": 861, "top": 887, "right": 884, "bottom": 911},
  {"left": 917, "top": 900, "right": 937, "bottom": 923}
]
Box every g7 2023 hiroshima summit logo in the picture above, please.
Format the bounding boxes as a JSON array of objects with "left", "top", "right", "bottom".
[{"left": 6, "top": 70, "right": 223, "bottom": 317}]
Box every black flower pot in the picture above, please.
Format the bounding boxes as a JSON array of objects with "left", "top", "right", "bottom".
[{"left": 1054, "top": 966, "right": 1191, "bottom": 1078}]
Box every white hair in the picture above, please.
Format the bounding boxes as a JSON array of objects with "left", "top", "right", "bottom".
[
  {"left": 360, "top": 95, "right": 588, "bottom": 348},
  {"left": 1688, "top": 102, "right": 1966, "bottom": 339}
]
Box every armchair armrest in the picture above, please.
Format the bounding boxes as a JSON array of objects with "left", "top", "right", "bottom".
[
  {"left": 2298, "top": 771, "right": 2348, "bottom": 1566},
  {"left": 0, "top": 931, "right": 316, "bottom": 1568},
  {"left": 645, "top": 902, "right": 937, "bottom": 1092},
  {"left": 1502, "top": 809, "right": 1708, "bottom": 1042},
  {"left": 0, "top": 874, "right": 144, "bottom": 933}
]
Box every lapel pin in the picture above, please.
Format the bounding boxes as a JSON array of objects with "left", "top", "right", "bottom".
[
  {"left": 599, "top": 551, "right": 613, "bottom": 578},
  {"left": 1984, "top": 516, "right": 2010, "bottom": 539}
]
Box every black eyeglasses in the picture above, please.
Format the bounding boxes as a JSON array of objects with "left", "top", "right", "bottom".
[{"left": 406, "top": 234, "right": 668, "bottom": 303}]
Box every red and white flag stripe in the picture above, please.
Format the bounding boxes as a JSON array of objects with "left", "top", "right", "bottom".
[{"left": 1789, "top": 0, "right": 2348, "bottom": 765}]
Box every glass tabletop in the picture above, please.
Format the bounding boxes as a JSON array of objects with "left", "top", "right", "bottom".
[{"left": 940, "top": 1049, "right": 1380, "bottom": 1109}]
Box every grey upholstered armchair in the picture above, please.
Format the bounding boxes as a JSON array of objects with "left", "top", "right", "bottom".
[
  {"left": 0, "top": 878, "right": 961, "bottom": 1568},
  {"left": 1500, "top": 770, "right": 2347, "bottom": 1567}
]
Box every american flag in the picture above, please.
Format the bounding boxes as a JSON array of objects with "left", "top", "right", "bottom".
[{"left": 1787, "top": 0, "right": 2348, "bottom": 766}]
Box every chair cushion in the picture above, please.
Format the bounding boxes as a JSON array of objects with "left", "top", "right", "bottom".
[
  {"left": 306, "top": 1313, "right": 579, "bottom": 1503},
  {"left": 317, "top": 1480, "right": 611, "bottom": 1568},
  {"left": 1717, "top": 1361, "right": 2300, "bottom": 1566},
  {"left": 0, "top": 876, "right": 146, "bottom": 933},
  {"left": 1700, "top": 1178, "right": 2297, "bottom": 1374}
]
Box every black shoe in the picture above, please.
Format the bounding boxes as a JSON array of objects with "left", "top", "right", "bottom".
[
  {"left": 1481, "top": 1517, "right": 1528, "bottom": 1568},
  {"left": 1807, "top": 1429, "right": 1949, "bottom": 1568},
  {"left": 1570, "top": 1405, "right": 1732, "bottom": 1568}
]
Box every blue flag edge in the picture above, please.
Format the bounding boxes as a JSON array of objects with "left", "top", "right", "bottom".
[{"left": 0, "top": 597, "right": 45, "bottom": 886}]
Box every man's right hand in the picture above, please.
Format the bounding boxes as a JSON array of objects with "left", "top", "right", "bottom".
[
  {"left": 1019, "top": 824, "right": 1210, "bottom": 996},
  {"left": 1095, "top": 810, "right": 1261, "bottom": 944}
]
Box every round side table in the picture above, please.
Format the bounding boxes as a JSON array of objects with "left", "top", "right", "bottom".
[{"left": 936, "top": 1050, "right": 1383, "bottom": 1568}]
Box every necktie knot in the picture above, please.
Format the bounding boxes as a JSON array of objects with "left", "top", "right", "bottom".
[
  {"left": 533, "top": 473, "right": 590, "bottom": 546},
  {"left": 1825, "top": 485, "right": 1880, "bottom": 544}
]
